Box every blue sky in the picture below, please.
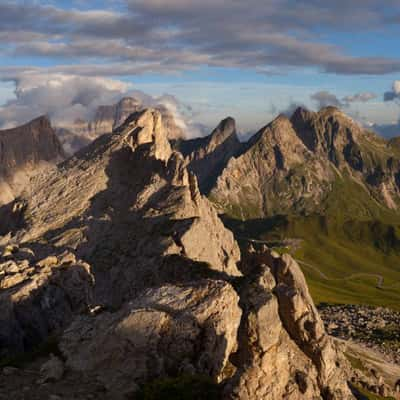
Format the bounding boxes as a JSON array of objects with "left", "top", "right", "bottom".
[{"left": 1, "top": 0, "right": 400, "bottom": 135}]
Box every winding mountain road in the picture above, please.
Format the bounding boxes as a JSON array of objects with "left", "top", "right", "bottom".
[
  {"left": 240, "top": 236, "right": 400, "bottom": 290},
  {"left": 296, "top": 260, "right": 387, "bottom": 289}
]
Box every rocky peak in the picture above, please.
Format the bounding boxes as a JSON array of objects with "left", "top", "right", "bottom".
[
  {"left": 267, "top": 114, "right": 293, "bottom": 136},
  {"left": 0, "top": 116, "right": 65, "bottom": 205},
  {"left": 208, "top": 110, "right": 337, "bottom": 218},
  {"left": 112, "top": 96, "right": 142, "bottom": 130},
  {"left": 178, "top": 116, "right": 239, "bottom": 158},
  {"left": 290, "top": 106, "right": 362, "bottom": 166},
  {"left": 174, "top": 117, "right": 242, "bottom": 194},
  {"left": 57, "top": 97, "right": 186, "bottom": 154},
  {"left": 0, "top": 107, "right": 241, "bottom": 284},
  {"left": 27, "top": 115, "right": 53, "bottom": 130},
  {"left": 0, "top": 115, "right": 63, "bottom": 156},
  {"left": 246, "top": 113, "right": 309, "bottom": 167},
  {"left": 206, "top": 104, "right": 400, "bottom": 217},
  {"left": 116, "top": 108, "right": 172, "bottom": 162},
  {"left": 291, "top": 106, "right": 315, "bottom": 123},
  {"left": 206, "top": 116, "right": 237, "bottom": 150},
  {"left": 90, "top": 96, "right": 142, "bottom": 137}
]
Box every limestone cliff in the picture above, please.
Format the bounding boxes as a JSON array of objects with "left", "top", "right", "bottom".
[{"left": 0, "top": 116, "right": 65, "bottom": 206}]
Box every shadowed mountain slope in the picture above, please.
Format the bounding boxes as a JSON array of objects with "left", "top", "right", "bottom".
[{"left": 0, "top": 116, "right": 65, "bottom": 205}]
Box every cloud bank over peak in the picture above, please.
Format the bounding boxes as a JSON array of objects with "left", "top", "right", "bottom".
[
  {"left": 310, "top": 90, "right": 377, "bottom": 110},
  {"left": 0, "top": 74, "right": 129, "bottom": 129},
  {"left": 342, "top": 92, "right": 377, "bottom": 104},
  {"left": 0, "top": 73, "right": 203, "bottom": 148},
  {"left": 311, "top": 91, "right": 343, "bottom": 109}
]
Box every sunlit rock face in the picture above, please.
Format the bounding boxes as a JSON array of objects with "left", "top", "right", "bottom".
[{"left": 57, "top": 97, "right": 186, "bottom": 154}]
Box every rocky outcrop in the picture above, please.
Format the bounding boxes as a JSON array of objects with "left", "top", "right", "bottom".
[
  {"left": 94, "top": 97, "right": 142, "bottom": 135},
  {"left": 290, "top": 106, "right": 400, "bottom": 211},
  {"left": 61, "top": 280, "right": 241, "bottom": 393},
  {"left": 0, "top": 108, "right": 355, "bottom": 399},
  {"left": 0, "top": 247, "right": 93, "bottom": 358},
  {"left": 290, "top": 107, "right": 363, "bottom": 165},
  {"left": 57, "top": 97, "right": 186, "bottom": 154},
  {"left": 224, "top": 246, "right": 352, "bottom": 399},
  {"left": 0, "top": 116, "right": 65, "bottom": 205},
  {"left": 176, "top": 117, "right": 242, "bottom": 193}
]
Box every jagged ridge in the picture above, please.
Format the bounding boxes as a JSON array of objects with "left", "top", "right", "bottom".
[{"left": 201, "top": 107, "right": 400, "bottom": 219}]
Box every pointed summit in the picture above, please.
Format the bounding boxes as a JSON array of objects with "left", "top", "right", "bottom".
[
  {"left": 175, "top": 117, "right": 242, "bottom": 193},
  {"left": 114, "top": 108, "right": 172, "bottom": 161},
  {"left": 290, "top": 104, "right": 363, "bottom": 165},
  {"left": 246, "top": 113, "right": 304, "bottom": 153},
  {"left": 29, "top": 115, "right": 53, "bottom": 129},
  {"left": 112, "top": 96, "right": 142, "bottom": 130},
  {"left": 177, "top": 116, "right": 238, "bottom": 157},
  {"left": 208, "top": 116, "right": 237, "bottom": 147},
  {"left": 58, "top": 97, "right": 186, "bottom": 154}
]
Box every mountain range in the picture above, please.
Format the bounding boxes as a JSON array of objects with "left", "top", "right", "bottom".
[
  {"left": 175, "top": 106, "right": 400, "bottom": 219},
  {"left": 1, "top": 104, "right": 400, "bottom": 399}
]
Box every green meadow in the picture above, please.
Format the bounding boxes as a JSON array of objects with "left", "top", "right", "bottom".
[{"left": 223, "top": 214, "right": 400, "bottom": 310}]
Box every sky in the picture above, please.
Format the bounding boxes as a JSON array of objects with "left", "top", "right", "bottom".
[{"left": 1, "top": 0, "right": 400, "bottom": 137}]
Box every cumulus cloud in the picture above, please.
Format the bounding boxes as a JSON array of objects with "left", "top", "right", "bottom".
[
  {"left": 0, "top": 72, "right": 203, "bottom": 152},
  {"left": 309, "top": 90, "right": 377, "bottom": 110},
  {"left": 311, "top": 91, "right": 343, "bottom": 109},
  {"left": 384, "top": 81, "right": 400, "bottom": 102},
  {"left": 0, "top": 74, "right": 129, "bottom": 128},
  {"left": 376, "top": 81, "right": 400, "bottom": 138},
  {"left": 342, "top": 92, "right": 377, "bottom": 103}
]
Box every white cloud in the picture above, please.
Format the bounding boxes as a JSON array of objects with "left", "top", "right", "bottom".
[
  {"left": 342, "top": 92, "right": 377, "bottom": 103},
  {"left": 0, "top": 73, "right": 129, "bottom": 128},
  {"left": 0, "top": 72, "right": 204, "bottom": 152},
  {"left": 395, "top": 81, "right": 400, "bottom": 94},
  {"left": 310, "top": 91, "right": 343, "bottom": 109},
  {"left": 384, "top": 80, "right": 400, "bottom": 102}
]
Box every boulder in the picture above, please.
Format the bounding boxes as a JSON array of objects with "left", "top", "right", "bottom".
[
  {"left": 60, "top": 280, "right": 241, "bottom": 391},
  {"left": 0, "top": 252, "right": 94, "bottom": 357}
]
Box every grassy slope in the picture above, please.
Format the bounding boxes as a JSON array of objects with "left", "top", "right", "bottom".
[
  {"left": 292, "top": 219, "right": 400, "bottom": 310},
  {"left": 220, "top": 174, "right": 400, "bottom": 310}
]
